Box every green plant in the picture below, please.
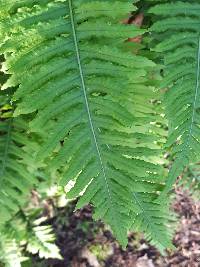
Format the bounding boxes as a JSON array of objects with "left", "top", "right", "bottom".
[
  {"left": 148, "top": 0, "right": 200, "bottom": 193},
  {"left": 0, "top": 0, "right": 199, "bottom": 265},
  {"left": 0, "top": 88, "right": 61, "bottom": 265},
  {"left": 0, "top": 208, "right": 62, "bottom": 267}
]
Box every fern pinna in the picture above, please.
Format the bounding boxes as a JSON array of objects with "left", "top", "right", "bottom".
[
  {"left": 148, "top": 0, "right": 200, "bottom": 193},
  {"left": 0, "top": 0, "right": 172, "bottom": 249}
]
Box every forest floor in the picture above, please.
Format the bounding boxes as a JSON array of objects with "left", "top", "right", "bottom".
[{"left": 32, "top": 187, "right": 200, "bottom": 267}]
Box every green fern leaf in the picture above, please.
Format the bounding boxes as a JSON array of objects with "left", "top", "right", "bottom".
[
  {"left": 0, "top": 0, "right": 172, "bottom": 248},
  {"left": 149, "top": 1, "right": 200, "bottom": 194}
]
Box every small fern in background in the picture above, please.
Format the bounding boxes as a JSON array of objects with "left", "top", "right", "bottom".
[
  {"left": 0, "top": 235, "right": 23, "bottom": 267},
  {"left": 0, "top": 205, "right": 62, "bottom": 267}
]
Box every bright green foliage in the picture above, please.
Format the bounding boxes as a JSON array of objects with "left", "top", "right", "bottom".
[
  {"left": 0, "top": 236, "right": 23, "bottom": 267},
  {"left": 26, "top": 217, "right": 62, "bottom": 260},
  {"left": 0, "top": 0, "right": 172, "bottom": 249},
  {"left": 149, "top": 1, "right": 200, "bottom": 193},
  {"left": 0, "top": 210, "right": 62, "bottom": 267},
  {"left": 26, "top": 224, "right": 61, "bottom": 260}
]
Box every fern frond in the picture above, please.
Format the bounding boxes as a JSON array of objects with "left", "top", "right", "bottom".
[
  {"left": 148, "top": 1, "right": 200, "bottom": 194},
  {"left": 0, "top": 96, "right": 41, "bottom": 226},
  {"left": 0, "top": 0, "right": 172, "bottom": 248}
]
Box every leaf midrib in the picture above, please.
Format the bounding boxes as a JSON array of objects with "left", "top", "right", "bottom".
[{"left": 68, "top": 0, "right": 117, "bottom": 221}]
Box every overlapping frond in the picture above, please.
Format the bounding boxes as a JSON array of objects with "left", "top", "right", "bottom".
[
  {"left": 0, "top": 90, "right": 42, "bottom": 226},
  {"left": 148, "top": 1, "right": 200, "bottom": 193},
  {"left": 0, "top": 73, "right": 60, "bottom": 264},
  {"left": 0, "top": 116, "right": 41, "bottom": 225},
  {"left": 0, "top": 0, "right": 172, "bottom": 248}
]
